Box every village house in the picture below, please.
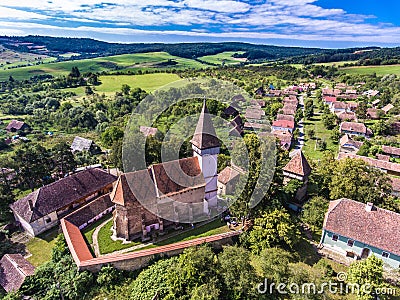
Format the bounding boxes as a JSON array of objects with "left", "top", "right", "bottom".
[
  {"left": 5, "top": 120, "right": 31, "bottom": 133},
  {"left": 339, "top": 134, "right": 364, "bottom": 154},
  {"left": 0, "top": 254, "right": 35, "bottom": 292},
  {"left": 382, "top": 145, "right": 400, "bottom": 158},
  {"left": 382, "top": 104, "right": 394, "bottom": 114},
  {"left": 283, "top": 150, "right": 311, "bottom": 183},
  {"left": 139, "top": 126, "right": 158, "bottom": 137},
  {"left": 363, "top": 90, "right": 380, "bottom": 98},
  {"left": 276, "top": 114, "right": 295, "bottom": 123},
  {"left": 71, "top": 136, "right": 101, "bottom": 154},
  {"left": 372, "top": 99, "right": 381, "bottom": 107},
  {"left": 280, "top": 104, "right": 297, "bottom": 116},
  {"left": 320, "top": 199, "right": 400, "bottom": 268},
  {"left": 390, "top": 177, "right": 400, "bottom": 198},
  {"left": 245, "top": 107, "right": 265, "bottom": 121},
  {"left": 337, "top": 152, "right": 400, "bottom": 177},
  {"left": 339, "top": 122, "right": 372, "bottom": 137},
  {"left": 223, "top": 105, "right": 239, "bottom": 117},
  {"left": 272, "top": 120, "right": 295, "bottom": 133},
  {"left": 112, "top": 101, "right": 220, "bottom": 241},
  {"left": 323, "top": 96, "right": 337, "bottom": 105},
  {"left": 10, "top": 168, "right": 116, "bottom": 236},
  {"left": 283, "top": 150, "right": 312, "bottom": 204},
  {"left": 218, "top": 166, "right": 241, "bottom": 196},
  {"left": 271, "top": 130, "right": 293, "bottom": 151},
  {"left": 366, "top": 108, "right": 382, "bottom": 120},
  {"left": 336, "top": 111, "right": 357, "bottom": 122}
]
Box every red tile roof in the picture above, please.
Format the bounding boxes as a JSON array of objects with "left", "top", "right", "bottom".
[
  {"left": 218, "top": 166, "right": 240, "bottom": 185},
  {"left": 5, "top": 120, "right": 28, "bottom": 131},
  {"left": 340, "top": 122, "right": 368, "bottom": 135},
  {"left": 0, "top": 254, "right": 35, "bottom": 292},
  {"left": 283, "top": 151, "right": 311, "bottom": 177},
  {"left": 61, "top": 219, "right": 94, "bottom": 266},
  {"left": 382, "top": 145, "right": 400, "bottom": 157},
  {"left": 139, "top": 126, "right": 158, "bottom": 137},
  {"left": 323, "top": 96, "right": 337, "bottom": 103},
  {"left": 276, "top": 114, "right": 295, "bottom": 122},
  {"left": 323, "top": 199, "right": 400, "bottom": 256},
  {"left": 337, "top": 153, "right": 400, "bottom": 174},
  {"left": 272, "top": 120, "right": 295, "bottom": 129},
  {"left": 336, "top": 111, "right": 357, "bottom": 121},
  {"left": 10, "top": 169, "right": 117, "bottom": 223}
]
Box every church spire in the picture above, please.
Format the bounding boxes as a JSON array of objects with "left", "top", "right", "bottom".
[{"left": 191, "top": 100, "right": 220, "bottom": 150}]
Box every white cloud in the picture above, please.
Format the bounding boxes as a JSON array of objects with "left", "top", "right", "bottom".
[{"left": 0, "top": 6, "right": 48, "bottom": 20}]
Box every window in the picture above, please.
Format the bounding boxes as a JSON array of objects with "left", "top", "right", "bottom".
[
  {"left": 45, "top": 217, "right": 51, "bottom": 224},
  {"left": 347, "top": 239, "right": 354, "bottom": 247},
  {"left": 382, "top": 252, "right": 390, "bottom": 258},
  {"left": 332, "top": 234, "right": 338, "bottom": 241}
]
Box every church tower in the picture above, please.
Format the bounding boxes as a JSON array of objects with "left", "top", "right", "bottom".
[{"left": 191, "top": 100, "right": 220, "bottom": 207}]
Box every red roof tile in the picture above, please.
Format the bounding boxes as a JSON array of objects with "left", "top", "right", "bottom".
[
  {"left": 382, "top": 145, "right": 400, "bottom": 157},
  {"left": 272, "top": 120, "right": 295, "bottom": 129},
  {"left": 218, "top": 166, "right": 240, "bottom": 185},
  {"left": 323, "top": 199, "right": 400, "bottom": 256},
  {"left": 283, "top": 151, "right": 311, "bottom": 177},
  {"left": 337, "top": 153, "right": 400, "bottom": 174}
]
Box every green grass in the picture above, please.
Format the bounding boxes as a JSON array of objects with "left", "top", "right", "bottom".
[
  {"left": 302, "top": 113, "right": 338, "bottom": 160},
  {"left": 26, "top": 228, "right": 59, "bottom": 266},
  {"left": 95, "top": 73, "right": 181, "bottom": 93},
  {"left": 0, "top": 52, "right": 207, "bottom": 81},
  {"left": 199, "top": 51, "right": 245, "bottom": 65},
  {"left": 97, "top": 219, "right": 141, "bottom": 255},
  {"left": 341, "top": 64, "right": 400, "bottom": 76},
  {"left": 82, "top": 215, "right": 113, "bottom": 245}
]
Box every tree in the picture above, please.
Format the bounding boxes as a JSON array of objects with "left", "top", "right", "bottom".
[
  {"left": 85, "top": 86, "right": 94, "bottom": 96},
  {"left": 248, "top": 208, "right": 300, "bottom": 254},
  {"left": 322, "top": 113, "right": 337, "bottom": 130},
  {"left": 52, "top": 142, "right": 77, "bottom": 178},
  {"left": 329, "top": 158, "right": 393, "bottom": 209},
  {"left": 13, "top": 144, "right": 52, "bottom": 191},
  {"left": 218, "top": 246, "right": 259, "bottom": 299},
  {"left": 69, "top": 66, "right": 81, "bottom": 78},
  {"left": 257, "top": 247, "right": 293, "bottom": 283},
  {"left": 304, "top": 99, "right": 314, "bottom": 119},
  {"left": 347, "top": 255, "right": 385, "bottom": 300},
  {"left": 166, "top": 246, "right": 220, "bottom": 300},
  {"left": 121, "top": 84, "right": 131, "bottom": 96},
  {"left": 307, "top": 128, "right": 315, "bottom": 140},
  {"left": 371, "top": 120, "right": 388, "bottom": 136},
  {"left": 330, "top": 128, "right": 341, "bottom": 144},
  {"left": 301, "top": 196, "right": 329, "bottom": 230},
  {"left": 356, "top": 102, "right": 367, "bottom": 120},
  {"left": 101, "top": 126, "right": 124, "bottom": 148}
]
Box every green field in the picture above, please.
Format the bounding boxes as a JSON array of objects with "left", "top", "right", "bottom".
[
  {"left": 96, "top": 73, "right": 181, "bottom": 93},
  {"left": 199, "top": 51, "right": 245, "bottom": 65},
  {"left": 341, "top": 64, "right": 400, "bottom": 76},
  {"left": 0, "top": 52, "right": 207, "bottom": 81}
]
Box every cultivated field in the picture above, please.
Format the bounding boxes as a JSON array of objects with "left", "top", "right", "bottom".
[
  {"left": 340, "top": 64, "right": 400, "bottom": 76},
  {"left": 0, "top": 52, "right": 207, "bottom": 81},
  {"left": 199, "top": 51, "right": 245, "bottom": 65}
]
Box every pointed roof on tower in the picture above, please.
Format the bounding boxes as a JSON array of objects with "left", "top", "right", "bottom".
[
  {"left": 283, "top": 150, "right": 312, "bottom": 177},
  {"left": 191, "top": 100, "right": 221, "bottom": 150}
]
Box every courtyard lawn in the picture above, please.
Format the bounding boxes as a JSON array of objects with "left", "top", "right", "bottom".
[
  {"left": 26, "top": 228, "right": 59, "bottom": 266},
  {"left": 82, "top": 215, "right": 113, "bottom": 245},
  {"left": 97, "top": 219, "right": 141, "bottom": 255},
  {"left": 302, "top": 114, "right": 338, "bottom": 160},
  {"left": 341, "top": 64, "right": 400, "bottom": 76}
]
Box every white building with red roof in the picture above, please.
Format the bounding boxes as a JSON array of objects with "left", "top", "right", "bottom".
[{"left": 320, "top": 199, "right": 400, "bottom": 268}]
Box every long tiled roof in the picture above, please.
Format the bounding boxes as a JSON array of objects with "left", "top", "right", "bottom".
[
  {"left": 323, "top": 199, "right": 400, "bottom": 256},
  {"left": 6, "top": 120, "right": 28, "bottom": 131},
  {"left": 382, "top": 145, "right": 400, "bottom": 157},
  {"left": 10, "top": 169, "right": 117, "bottom": 222},
  {"left": 64, "top": 194, "right": 113, "bottom": 227},
  {"left": 0, "top": 254, "right": 35, "bottom": 292},
  {"left": 340, "top": 122, "right": 368, "bottom": 134},
  {"left": 337, "top": 153, "right": 400, "bottom": 174}
]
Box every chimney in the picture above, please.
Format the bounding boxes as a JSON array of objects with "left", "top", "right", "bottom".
[
  {"left": 28, "top": 199, "right": 33, "bottom": 211},
  {"left": 365, "top": 202, "right": 374, "bottom": 212}
]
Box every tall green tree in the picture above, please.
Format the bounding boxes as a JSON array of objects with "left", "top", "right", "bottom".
[{"left": 52, "top": 142, "right": 77, "bottom": 178}]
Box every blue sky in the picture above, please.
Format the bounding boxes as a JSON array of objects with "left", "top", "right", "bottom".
[{"left": 0, "top": 0, "right": 399, "bottom": 48}]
